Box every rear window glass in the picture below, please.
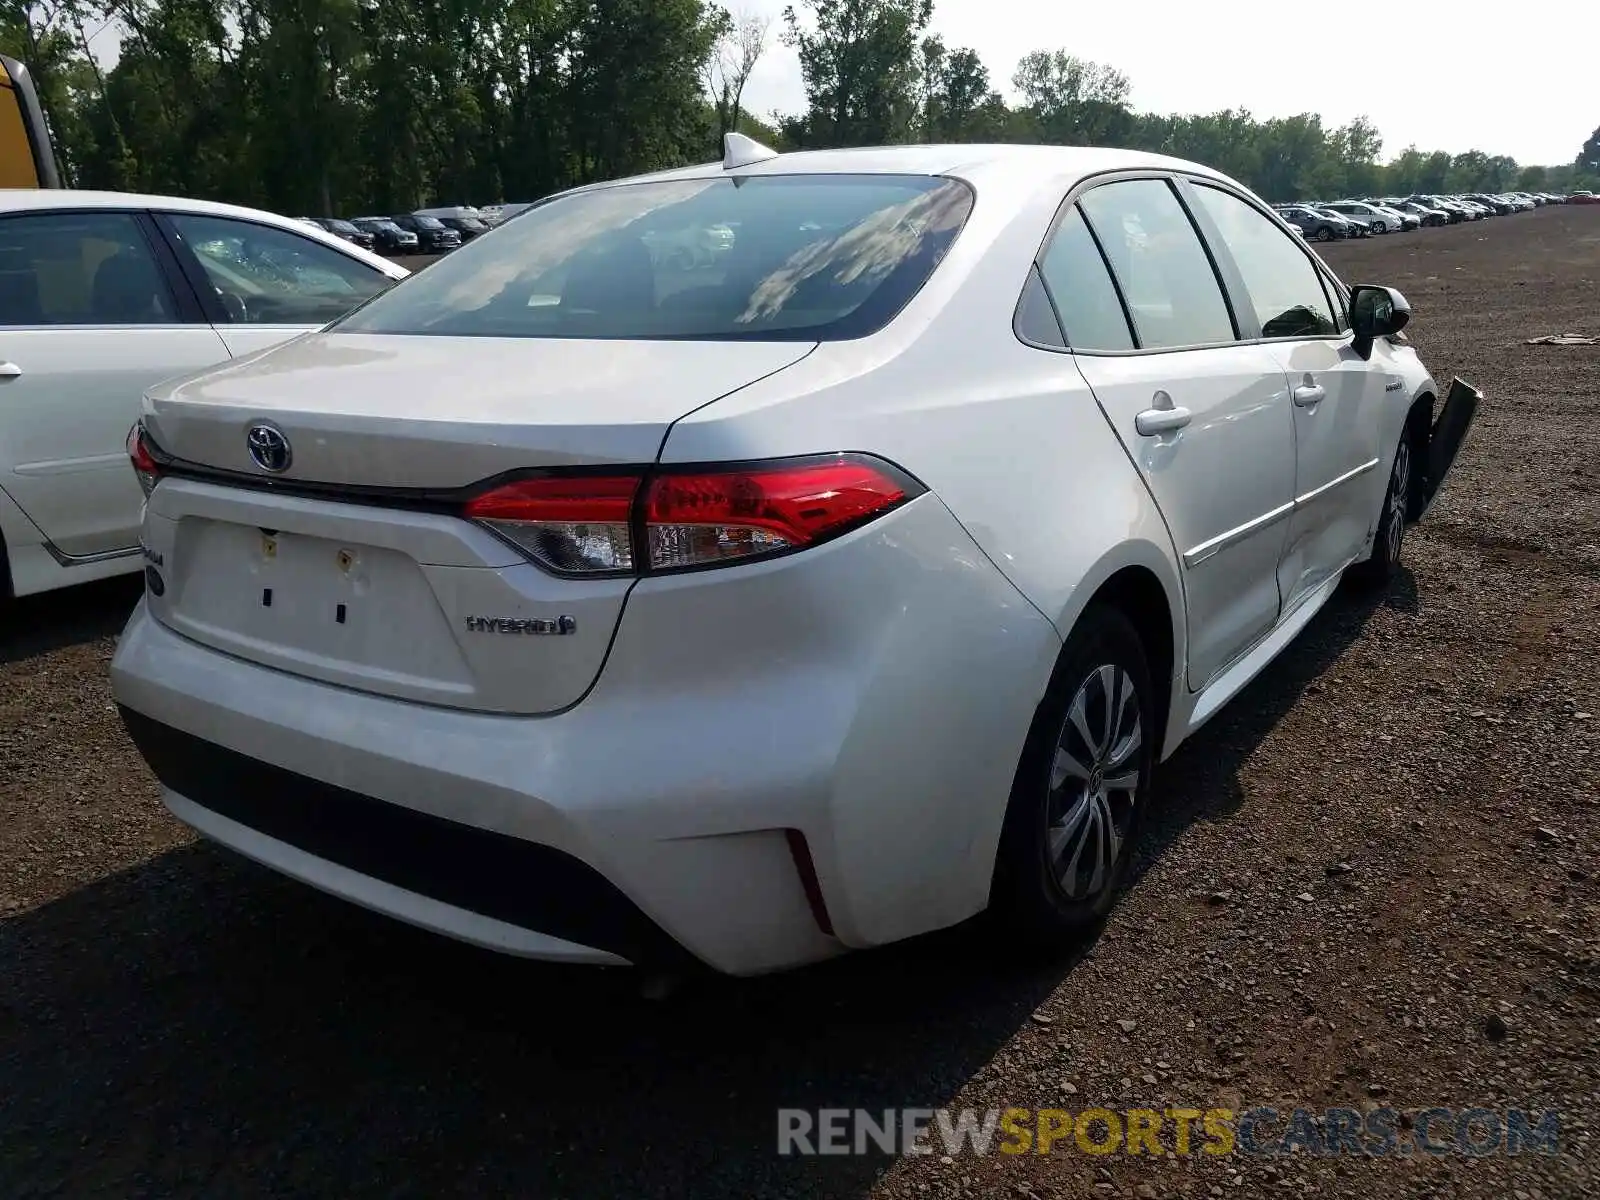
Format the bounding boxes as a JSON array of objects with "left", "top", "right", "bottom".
[{"left": 335, "top": 174, "right": 975, "bottom": 341}]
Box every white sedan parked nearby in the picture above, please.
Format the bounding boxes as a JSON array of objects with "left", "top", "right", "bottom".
[
  {"left": 112, "top": 139, "right": 1478, "bottom": 976},
  {"left": 0, "top": 191, "right": 406, "bottom": 599}
]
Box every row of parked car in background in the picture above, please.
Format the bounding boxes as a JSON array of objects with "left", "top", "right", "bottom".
[
  {"left": 1274, "top": 189, "right": 1592, "bottom": 241},
  {"left": 304, "top": 189, "right": 1599, "bottom": 258},
  {"left": 296, "top": 204, "right": 534, "bottom": 255}
]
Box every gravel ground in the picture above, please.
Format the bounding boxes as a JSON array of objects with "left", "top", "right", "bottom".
[{"left": 2, "top": 206, "right": 1597, "bottom": 1199}]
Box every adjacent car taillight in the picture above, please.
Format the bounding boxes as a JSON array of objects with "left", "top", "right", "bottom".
[
  {"left": 462, "top": 454, "right": 922, "bottom": 577},
  {"left": 126, "top": 423, "right": 165, "bottom": 499}
]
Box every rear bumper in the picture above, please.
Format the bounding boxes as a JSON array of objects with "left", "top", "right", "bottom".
[
  {"left": 111, "top": 495, "right": 1060, "bottom": 975},
  {"left": 120, "top": 708, "right": 673, "bottom": 967}
]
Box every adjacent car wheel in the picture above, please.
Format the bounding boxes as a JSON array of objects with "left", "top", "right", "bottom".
[
  {"left": 991, "top": 604, "right": 1155, "bottom": 951},
  {"left": 1317, "top": 226, "right": 1335, "bottom": 242},
  {"left": 1349, "top": 434, "right": 1414, "bottom": 589}
]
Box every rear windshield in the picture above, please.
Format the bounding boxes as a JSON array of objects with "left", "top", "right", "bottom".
[{"left": 335, "top": 174, "right": 974, "bottom": 341}]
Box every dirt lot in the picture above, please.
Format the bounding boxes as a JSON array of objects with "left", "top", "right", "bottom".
[{"left": 3, "top": 207, "right": 1598, "bottom": 1199}]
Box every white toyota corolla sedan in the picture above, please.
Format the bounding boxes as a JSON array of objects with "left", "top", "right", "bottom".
[
  {"left": 111, "top": 139, "right": 1478, "bottom": 976},
  {"left": 0, "top": 190, "right": 405, "bottom": 600}
]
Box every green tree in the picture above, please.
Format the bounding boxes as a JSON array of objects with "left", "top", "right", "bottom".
[
  {"left": 1328, "top": 116, "right": 1383, "bottom": 196},
  {"left": 1250, "top": 114, "right": 1328, "bottom": 201},
  {"left": 1011, "top": 49, "right": 1131, "bottom": 146},
  {"left": 914, "top": 37, "right": 991, "bottom": 141},
  {"left": 781, "top": 0, "right": 932, "bottom": 148},
  {"left": 703, "top": 5, "right": 770, "bottom": 145},
  {"left": 1578, "top": 126, "right": 1600, "bottom": 173},
  {"left": 1, "top": 0, "right": 98, "bottom": 181},
  {"left": 1445, "top": 149, "right": 1491, "bottom": 192},
  {"left": 13, "top": 0, "right": 1583, "bottom": 221}
]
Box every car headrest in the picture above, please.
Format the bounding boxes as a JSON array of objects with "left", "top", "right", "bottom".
[
  {"left": 91, "top": 249, "right": 168, "bottom": 323},
  {"left": 563, "top": 237, "right": 656, "bottom": 315}
]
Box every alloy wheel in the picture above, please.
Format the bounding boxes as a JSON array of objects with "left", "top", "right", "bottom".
[
  {"left": 1386, "top": 441, "right": 1411, "bottom": 562},
  {"left": 1045, "top": 664, "right": 1142, "bottom": 901}
]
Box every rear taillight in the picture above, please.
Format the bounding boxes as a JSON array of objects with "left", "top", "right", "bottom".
[
  {"left": 642, "top": 458, "right": 912, "bottom": 570},
  {"left": 462, "top": 475, "right": 639, "bottom": 575},
  {"left": 462, "top": 454, "right": 921, "bottom": 577},
  {"left": 127, "top": 424, "right": 164, "bottom": 498}
]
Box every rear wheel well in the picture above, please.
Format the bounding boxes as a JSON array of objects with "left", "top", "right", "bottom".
[{"left": 1085, "top": 567, "right": 1175, "bottom": 753}]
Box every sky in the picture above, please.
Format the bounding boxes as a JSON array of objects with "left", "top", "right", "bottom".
[{"left": 736, "top": 0, "right": 1595, "bottom": 167}]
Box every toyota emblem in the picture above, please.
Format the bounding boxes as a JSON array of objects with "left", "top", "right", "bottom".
[{"left": 246, "top": 423, "right": 292, "bottom": 473}]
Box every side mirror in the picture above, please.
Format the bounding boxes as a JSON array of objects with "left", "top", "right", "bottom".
[{"left": 1350, "top": 284, "right": 1411, "bottom": 358}]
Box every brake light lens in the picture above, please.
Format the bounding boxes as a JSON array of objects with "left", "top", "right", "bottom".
[
  {"left": 127, "top": 424, "right": 163, "bottom": 498},
  {"left": 643, "top": 458, "right": 910, "bottom": 570},
  {"left": 461, "top": 455, "right": 919, "bottom": 576}
]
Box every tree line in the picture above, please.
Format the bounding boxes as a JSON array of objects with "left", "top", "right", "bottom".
[{"left": 5, "top": 0, "right": 1598, "bottom": 219}]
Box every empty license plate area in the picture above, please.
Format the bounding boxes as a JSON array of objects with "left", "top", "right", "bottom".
[{"left": 163, "top": 518, "right": 477, "bottom": 699}]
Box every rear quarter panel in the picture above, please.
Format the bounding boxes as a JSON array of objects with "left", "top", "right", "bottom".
[
  {"left": 660, "top": 161, "right": 1187, "bottom": 678},
  {"left": 657, "top": 165, "right": 1189, "bottom": 933}
]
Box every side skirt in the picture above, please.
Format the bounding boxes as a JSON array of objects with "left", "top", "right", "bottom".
[{"left": 1176, "top": 568, "right": 1345, "bottom": 743}]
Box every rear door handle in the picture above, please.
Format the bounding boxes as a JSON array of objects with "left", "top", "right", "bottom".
[
  {"left": 1292, "top": 382, "right": 1325, "bottom": 407},
  {"left": 1134, "top": 405, "right": 1193, "bottom": 436},
  {"left": 0, "top": 362, "right": 21, "bottom": 380}
]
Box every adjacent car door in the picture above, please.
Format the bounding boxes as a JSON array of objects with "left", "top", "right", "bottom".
[
  {"left": 1185, "top": 182, "right": 1388, "bottom": 611},
  {"left": 0, "top": 208, "right": 229, "bottom": 558},
  {"left": 155, "top": 211, "right": 396, "bottom": 357},
  {"left": 1036, "top": 177, "right": 1298, "bottom": 689}
]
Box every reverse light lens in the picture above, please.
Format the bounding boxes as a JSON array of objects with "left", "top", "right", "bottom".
[
  {"left": 127, "top": 424, "right": 163, "bottom": 499},
  {"left": 643, "top": 457, "right": 911, "bottom": 570},
  {"left": 463, "top": 475, "right": 639, "bottom": 574}
]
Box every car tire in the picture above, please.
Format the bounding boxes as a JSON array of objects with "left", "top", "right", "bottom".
[
  {"left": 1317, "top": 226, "right": 1334, "bottom": 242},
  {"left": 990, "top": 604, "right": 1156, "bottom": 952},
  {"left": 1373, "top": 221, "right": 1387, "bottom": 234},
  {"left": 1349, "top": 431, "right": 1416, "bottom": 590}
]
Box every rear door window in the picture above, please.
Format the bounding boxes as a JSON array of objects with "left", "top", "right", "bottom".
[
  {"left": 0, "top": 210, "right": 177, "bottom": 326},
  {"left": 1077, "top": 179, "right": 1236, "bottom": 350},
  {"left": 1035, "top": 205, "right": 1135, "bottom": 351}
]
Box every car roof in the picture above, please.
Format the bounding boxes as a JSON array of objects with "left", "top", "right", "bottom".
[
  {"left": 562, "top": 143, "right": 1241, "bottom": 198},
  {"left": 0, "top": 188, "right": 408, "bottom": 278}
]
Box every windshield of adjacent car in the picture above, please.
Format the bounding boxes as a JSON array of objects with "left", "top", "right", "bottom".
[
  {"left": 409, "top": 215, "right": 445, "bottom": 230},
  {"left": 335, "top": 174, "right": 975, "bottom": 341},
  {"left": 327, "top": 220, "right": 359, "bottom": 234}
]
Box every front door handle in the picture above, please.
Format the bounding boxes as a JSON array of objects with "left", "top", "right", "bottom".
[
  {"left": 1134, "top": 404, "right": 1193, "bottom": 436},
  {"left": 0, "top": 361, "right": 21, "bottom": 381},
  {"left": 1292, "top": 382, "right": 1326, "bottom": 407}
]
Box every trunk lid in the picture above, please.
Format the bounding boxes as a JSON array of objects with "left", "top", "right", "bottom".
[
  {"left": 143, "top": 332, "right": 814, "bottom": 486},
  {"left": 139, "top": 332, "right": 814, "bottom": 714}
]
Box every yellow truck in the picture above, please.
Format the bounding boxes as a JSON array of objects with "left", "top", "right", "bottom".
[{"left": 0, "top": 54, "right": 62, "bottom": 188}]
